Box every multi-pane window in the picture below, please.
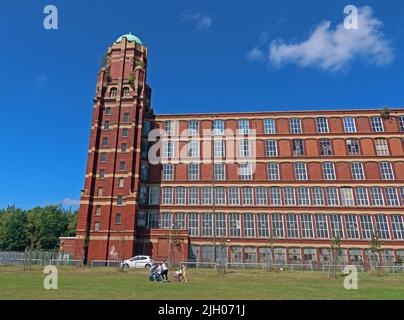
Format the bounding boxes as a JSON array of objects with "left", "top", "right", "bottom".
[
  {"left": 162, "top": 187, "right": 173, "bottom": 205},
  {"left": 137, "top": 211, "right": 146, "bottom": 227},
  {"left": 214, "top": 187, "right": 226, "bottom": 205},
  {"left": 385, "top": 187, "right": 400, "bottom": 206},
  {"left": 140, "top": 162, "right": 148, "bottom": 180},
  {"left": 355, "top": 187, "right": 369, "bottom": 206},
  {"left": 300, "top": 214, "right": 314, "bottom": 239},
  {"left": 118, "top": 178, "right": 124, "bottom": 188},
  {"left": 173, "top": 212, "right": 185, "bottom": 229},
  {"left": 187, "top": 140, "right": 200, "bottom": 158},
  {"left": 122, "top": 87, "right": 130, "bottom": 97},
  {"left": 271, "top": 214, "right": 284, "bottom": 238},
  {"left": 257, "top": 214, "right": 269, "bottom": 238},
  {"left": 121, "top": 143, "right": 127, "bottom": 152},
  {"left": 242, "top": 187, "right": 254, "bottom": 205},
  {"left": 104, "top": 121, "right": 110, "bottom": 130},
  {"left": 297, "top": 187, "right": 310, "bottom": 206},
  {"left": 292, "top": 139, "right": 305, "bottom": 156},
  {"left": 148, "top": 186, "right": 160, "bottom": 205},
  {"left": 188, "top": 213, "right": 199, "bottom": 236},
  {"left": 238, "top": 119, "right": 250, "bottom": 134},
  {"left": 351, "top": 162, "right": 365, "bottom": 180},
  {"left": 122, "top": 128, "right": 128, "bottom": 137},
  {"left": 243, "top": 213, "right": 256, "bottom": 237},
  {"left": 100, "top": 153, "right": 107, "bottom": 163},
  {"left": 375, "top": 138, "right": 390, "bottom": 156},
  {"left": 215, "top": 213, "right": 227, "bottom": 237},
  {"left": 99, "top": 169, "right": 105, "bottom": 179},
  {"left": 326, "top": 187, "right": 339, "bottom": 206},
  {"left": 370, "top": 187, "right": 384, "bottom": 206},
  {"left": 214, "top": 140, "right": 225, "bottom": 158},
  {"left": 286, "top": 214, "right": 299, "bottom": 238},
  {"left": 138, "top": 186, "right": 146, "bottom": 204},
  {"left": 214, "top": 163, "right": 226, "bottom": 180},
  {"left": 201, "top": 213, "right": 213, "bottom": 237},
  {"left": 105, "top": 107, "right": 112, "bottom": 115},
  {"left": 265, "top": 140, "right": 277, "bottom": 157},
  {"left": 102, "top": 137, "right": 108, "bottom": 147},
  {"left": 345, "top": 215, "right": 360, "bottom": 239},
  {"left": 161, "top": 212, "right": 172, "bottom": 229},
  {"left": 319, "top": 139, "right": 332, "bottom": 156},
  {"left": 162, "top": 164, "right": 174, "bottom": 181},
  {"left": 239, "top": 140, "right": 251, "bottom": 157},
  {"left": 312, "top": 187, "right": 325, "bottom": 206},
  {"left": 267, "top": 163, "right": 280, "bottom": 180},
  {"left": 264, "top": 119, "right": 276, "bottom": 134},
  {"left": 330, "top": 215, "right": 344, "bottom": 239},
  {"left": 340, "top": 187, "right": 355, "bottom": 206},
  {"left": 346, "top": 138, "right": 360, "bottom": 155},
  {"left": 148, "top": 212, "right": 160, "bottom": 229},
  {"left": 201, "top": 187, "right": 213, "bottom": 205},
  {"left": 399, "top": 116, "right": 404, "bottom": 132},
  {"left": 322, "top": 162, "right": 336, "bottom": 180},
  {"left": 119, "top": 161, "right": 126, "bottom": 171},
  {"left": 290, "top": 118, "right": 302, "bottom": 134},
  {"left": 283, "top": 187, "right": 296, "bottom": 206},
  {"left": 256, "top": 187, "right": 267, "bottom": 205},
  {"left": 164, "top": 120, "right": 175, "bottom": 135},
  {"left": 228, "top": 187, "right": 240, "bottom": 205},
  {"left": 375, "top": 215, "right": 391, "bottom": 240},
  {"left": 188, "top": 120, "right": 199, "bottom": 135},
  {"left": 391, "top": 215, "right": 404, "bottom": 240},
  {"left": 188, "top": 163, "right": 200, "bottom": 181},
  {"left": 316, "top": 117, "right": 329, "bottom": 133},
  {"left": 360, "top": 215, "right": 374, "bottom": 239},
  {"left": 315, "top": 215, "right": 329, "bottom": 239},
  {"left": 401, "top": 187, "right": 404, "bottom": 204},
  {"left": 175, "top": 187, "right": 186, "bottom": 205},
  {"left": 213, "top": 120, "right": 224, "bottom": 135},
  {"left": 109, "top": 88, "right": 117, "bottom": 98},
  {"left": 371, "top": 116, "right": 384, "bottom": 132},
  {"left": 229, "top": 213, "right": 241, "bottom": 237},
  {"left": 123, "top": 113, "right": 130, "bottom": 122},
  {"left": 380, "top": 162, "right": 394, "bottom": 180},
  {"left": 294, "top": 162, "right": 308, "bottom": 180},
  {"left": 269, "top": 187, "right": 282, "bottom": 205},
  {"left": 188, "top": 187, "right": 199, "bottom": 205},
  {"left": 239, "top": 163, "right": 253, "bottom": 180},
  {"left": 343, "top": 117, "right": 356, "bottom": 133},
  {"left": 163, "top": 141, "right": 175, "bottom": 158}
]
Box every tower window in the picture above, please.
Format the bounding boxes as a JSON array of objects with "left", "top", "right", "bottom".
[
  {"left": 109, "top": 88, "right": 117, "bottom": 97},
  {"left": 115, "top": 213, "right": 122, "bottom": 225},
  {"left": 123, "top": 113, "right": 130, "bottom": 122},
  {"left": 94, "top": 222, "right": 100, "bottom": 232},
  {"left": 104, "top": 121, "right": 110, "bottom": 130},
  {"left": 122, "top": 87, "right": 130, "bottom": 97},
  {"left": 122, "top": 128, "right": 128, "bottom": 137},
  {"left": 100, "top": 153, "right": 107, "bottom": 163},
  {"left": 105, "top": 107, "right": 112, "bottom": 115}
]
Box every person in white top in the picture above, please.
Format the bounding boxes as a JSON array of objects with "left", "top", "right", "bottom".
[{"left": 160, "top": 261, "right": 168, "bottom": 282}]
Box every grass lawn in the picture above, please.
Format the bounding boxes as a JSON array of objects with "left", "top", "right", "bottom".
[{"left": 0, "top": 265, "right": 403, "bottom": 300}]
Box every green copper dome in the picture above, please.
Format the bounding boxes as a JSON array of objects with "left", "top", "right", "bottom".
[{"left": 116, "top": 33, "right": 143, "bottom": 45}]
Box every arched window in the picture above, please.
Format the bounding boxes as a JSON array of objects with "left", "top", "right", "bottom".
[
  {"left": 109, "top": 87, "right": 117, "bottom": 97},
  {"left": 122, "top": 87, "right": 130, "bottom": 97}
]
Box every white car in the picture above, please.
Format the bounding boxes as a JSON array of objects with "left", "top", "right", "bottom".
[{"left": 121, "top": 255, "right": 154, "bottom": 269}]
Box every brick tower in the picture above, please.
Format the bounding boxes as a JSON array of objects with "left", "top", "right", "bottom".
[{"left": 74, "top": 34, "right": 152, "bottom": 262}]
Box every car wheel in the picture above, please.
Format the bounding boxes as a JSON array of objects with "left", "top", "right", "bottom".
[
  {"left": 145, "top": 264, "right": 151, "bottom": 269},
  {"left": 122, "top": 263, "right": 129, "bottom": 269}
]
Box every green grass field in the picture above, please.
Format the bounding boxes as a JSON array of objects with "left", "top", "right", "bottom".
[{"left": 0, "top": 266, "right": 403, "bottom": 300}]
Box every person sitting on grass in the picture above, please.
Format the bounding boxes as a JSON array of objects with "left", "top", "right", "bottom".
[
  {"left": 174, "top": 268, "right": 183, "bottom": 282},
  {"left": 148, "top": 263, "right": 161, "bottom": 282}
]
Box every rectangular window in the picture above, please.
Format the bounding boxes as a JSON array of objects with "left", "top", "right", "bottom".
[
  {"left": 95, "top": 206, "right": 102, "bottom": 216},
  {"left": 188, "top": 120, "right": 199, "bottom": 135},
  {"left": 215, "top": 213, "right": 227, "bottom": 237},
  {"left": 214, "top": 187, "right": 226, "bottom": 205},
  {"left": 117, "top": 195, "right": 123, "bottom": 206},
  {"left": 315, "top": 215, "right": 329, "bottom": 239},
  {"left": 99, "top": 169, "right": 105, "bottom": 179},
  {"left": 238, "top": 119, "right": 250, "bottom": 134},
  {"left": 265, "top": 140, "right": 278, "bottom": 157},
  {"left": 242, "top": 187, "right": 254, "bottom": 205},
  {"left": 121, "top": 143, "right": 127, "bottom": 152},
  {"left": 122, "top": 128, "right": 128, "bottom": 138},
  {"left": 148, "top": 186, "right": 160, "bottom": 205},
  {"left": 243, "top": 213, "right": 256, "bottom": 238},
  {"left": 267, "top": 163, "right": 280, "bottom": 180},
  {"left": 391, "top": 215, "right": 404, "bottom": 240},
  {"left": 269, "top": 187, "right": 282, "bottom": 205},
  {"left": 340, "top": 187, "right": 355, "bottom": 206},
  {"left": 214, "top": 163, "right": 226, "bottom": 180},
  {"left": 229, "top": 213, "right": 241, "bottom": 237},
  {"left": 286, "top": 214, "right": 299, "bottom": 239},
  {"left": 175, "top": 187, "right": 186, "bottom": 205},
  {"left": 161, "top": 212, "right": 172, "bottom": 229},
  {"left": 385, "top": 187, "right": 399, "bottom": 206},
  {"left": 188, "top": 187, "right": 199, "bottom": 205},
  {"left": 343, "top": 117, "right": 356, "bottom": 133},
  {"left": 347, "top": 138, "right": 360, "bottom": 155},
  {"left": 102, "top": 137, "right": 108, "bottom": 147},
  {"left": 173, "top": 212, "right": 185, "bottom": 229},
  {"left": 201, "top": 213, "right": 213, "bottom": 237},
  {"left": 228, "top": 187, "right": 240, "bottom": 205},
  {"left": 100, "top": 153, "right": 107, "bottom": 163},
  {"left": 290, "top": 118, "right": 302, "bottom": 134},
  {"left": 137, "top": 211, "right": 146, "bottom": 227},
  {"left": 162, "top": 164, "right": 174, "bottom": 181},
  {"left": 375, "top": 215, "right": 391, "bottom": 240},
  {"left": 300, "top": 214, "right": 314, "bottom": 239},
  {"left": 187, "top": 140, "right": 200, "bottom": 158},
  {"left": 371, "top": 116, "right": 384, "bottom": 132},
  {"left": 164, "top": 120, "right": 175, "bottom": 135},
  {"left": 104, "top": 121, "right": 110, "bottom": 130},
  {"left": 257, "top": 214, "right": 269, "bottom": 238},
  {"left": 264, "top": 119, "right": 276, "bottom": 134},
  {"left": 326, "top": 187, "right": 339, "bottom": 206},
  {"left": 294, "top": 162, "right": 308, "bottom": 180},
  {"left": 239, "top": 163, "right": 253, "bottom": 180},
  {"left": 138, "top": 186, "right": 147, "bottom": 204},
  {"left": 355, "top": 187, "right": 369, "bottom": 206},
  {"left": 319, "top": 139, "right": 332, "bottom": 156},
  {"left": 119, "top": 161, "right": 126, "bottom": 171},
  {"left": 316, "top": 117, "right": 329, "bottom": 133},
  {"left": 161, "top": 187, "right": 173, "bottom": 205},
  {"left": 239, "top": 140, "right": 251, "bottom": 157},
  {"left": 297, "top": 187, "right": 310, "bottom": 206},
  {"left": 322, "top": 162, "right": 336, "bottom": 180},
  {"left": 163, "top": 141, "right": 175, "bottom": 158},
  {"left": 351, "top": 162, "right": 365, "bottom": 180},
  {"left": 399, "top": 116, "right": 404, "bottom": 132},
  {"left": 94, "top": 222, "right": 100, "bottom": 232},
  {"left": 345, "top": 215, "right": 360, "bottom": 239},
  {"left": 312, "top": 187, "right": 325, "bottom": 206},
  {"left": 283, "top": 187, "right": 296, "bottom": 206},
  {"left": 213, "top": 120, "right": 224, "bottom": 135},
  {"left": 360, "top": 215, "right": 374, "bottom": 240},
  {"left": 214, "top": 140, "right": 225, "bottom": 158},
  {"left": 330, "top": 215, "right": 344, "bottom": 238},
  {"left": 255, "top": 187, "right": 267, "bottom": 205},
  {"left": 271, "top": 214, "right": 284, "bottom": 238},
  {"left": 123, "top": 113, "right": 129, "bottom": 122},
  {"left": 188, "top": 163, "right": 200, "bottom": 181},
  {"left": 380, "top": 162, "right": 394, "bottom": 180},
  {"left": 292, "top": 139, "right": 305, "bottom": 156},
  {"left": 148, "top": 212, "right": 160, "bottom": 229},
  {"left": 188, "top": 213, "right": 199, "bottom": 236},
  {"left": 370, "top": 187, "right": 385, "bottom": 206},
  {"left": 375, "top": 138, "right": 390, "bottom": 156},
  {"left": 105, "top": 107, "right": 111, "bottom": 115},
  {"left": 201, "top": 187, "right": 213, "bottom": 205}
]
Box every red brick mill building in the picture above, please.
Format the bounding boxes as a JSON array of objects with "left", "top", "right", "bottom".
[{"left": 74, "top": 33, "right": 404, "bottom": 267}]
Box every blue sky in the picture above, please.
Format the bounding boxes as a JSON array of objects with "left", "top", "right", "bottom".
[{"left": 0, "top": 0, "right": 403, "bottom": 209}]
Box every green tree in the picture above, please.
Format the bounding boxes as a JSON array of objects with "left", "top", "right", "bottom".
[{"left": 0, "top": 206, "right": 30, "bottom": 251}]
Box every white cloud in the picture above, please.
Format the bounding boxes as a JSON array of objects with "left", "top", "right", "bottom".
[
  {"left": 182, "top": 11, "right": 213, "bottom": 30},
  {"left": 246, "top": 47, "right": 265, "bottom": 61},
  {"left": 61, "top": 198, "right": 80, "bottom": 208},
  {"left": 250, "top": 6, "right": 394, "bottom": 72}
]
